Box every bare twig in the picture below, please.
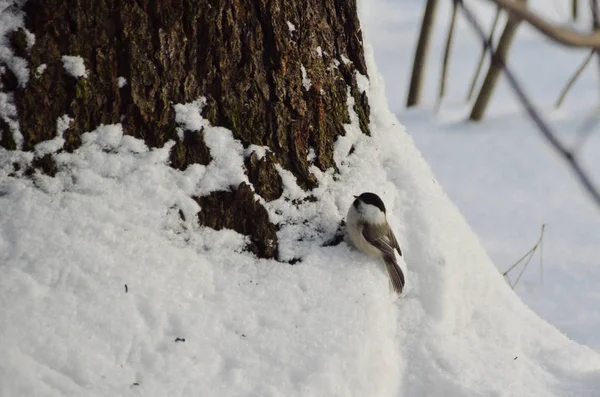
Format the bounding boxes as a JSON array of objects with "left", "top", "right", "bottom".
[
  {"left": 467, "top": 5, "right": 501, "bottom": 101},
  {"left": 486, "top": 0, "right": 600, "bottom": 48},
  {"left": 457, "top": 0, "right": 600, "bottom": 209},
  {"left": 511, "top": 247, "right": 535, "bottom": 288},
  {"left": 555, "top": 49, "right": 594, "bottom": 108},
  {"left": 436, "top": 1, "right": 458, "bottom": 111},
  {"left": 503, "top": 225, "right": 545, "bottom": 289}
]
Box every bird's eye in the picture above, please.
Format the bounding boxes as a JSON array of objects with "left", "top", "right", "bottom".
[{"left": 353, "top": 200, "right": 359, "bottom": 208}]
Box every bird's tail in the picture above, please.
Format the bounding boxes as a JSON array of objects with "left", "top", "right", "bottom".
[{"left": 384, "top": 255, "right": 405, "bottom": 294}]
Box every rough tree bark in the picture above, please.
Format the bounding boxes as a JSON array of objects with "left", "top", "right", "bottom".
[{"left": 1, "top": 0, "right": 371, "bottom": 260}]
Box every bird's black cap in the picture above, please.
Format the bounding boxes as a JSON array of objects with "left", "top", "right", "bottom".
[{"left": 354, "top": 192, "right": 386, "bottom": 213}]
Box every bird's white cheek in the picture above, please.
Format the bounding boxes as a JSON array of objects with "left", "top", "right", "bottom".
[
  {"left": 347, "top": 205, "right": 385, "bottom": 257},
  {"left": 360, "top": 204, "right": 387, "bottom": 225}
]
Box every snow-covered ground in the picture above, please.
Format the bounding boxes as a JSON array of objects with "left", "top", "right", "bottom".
[
  {"left": 363, "top": 0, "right": 600, "bottom": 352},
  {"left": 1, "top": 1, "right": 600, "bottom": 396}
]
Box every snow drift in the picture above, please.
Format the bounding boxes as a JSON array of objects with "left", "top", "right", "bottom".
[{"left": 1, "top": 5, "right": 600, "bottom": 397}]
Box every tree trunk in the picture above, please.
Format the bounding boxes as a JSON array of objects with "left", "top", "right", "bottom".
[
  {"left": 435, "top": 0, "right": 458, "bottom": 111},
  {"left": 1, "top": 0, "right": 371, "bottom": 260},
  {"left": 466, "top": 5, "right": 501, "bottom": 101},
  {"left": 469, "top": 0, "right": 526, "bottom": 121},
  {"left": 406, "top": 0, "right": 439, "bottom": 107}
]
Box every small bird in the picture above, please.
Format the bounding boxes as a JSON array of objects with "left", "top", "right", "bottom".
[{"left": 346, "top": 192, "right": 405, "bottom": 294}]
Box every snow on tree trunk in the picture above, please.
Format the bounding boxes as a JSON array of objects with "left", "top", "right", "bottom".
[{"left": 3, "top": 0, "right": 370, "bottom": 259}]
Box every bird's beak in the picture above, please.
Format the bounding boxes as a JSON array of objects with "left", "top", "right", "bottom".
[{"left": 353, "top": 195, "right": 358, "bottom": 199}]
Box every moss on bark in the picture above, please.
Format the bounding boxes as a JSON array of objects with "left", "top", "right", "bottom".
[{"left": 5, "top": 0, "right": 371, "bottom": 260}]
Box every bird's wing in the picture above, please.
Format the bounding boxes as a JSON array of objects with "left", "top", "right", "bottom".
[
  {"left": 383, "top": 255, "right": 405, "bottom": 294},
  {"left": 362, "top": 224, "right": 402, "bottom": 257},
  {"left": 387, "top": 228, "right": 403, "bottom": 257},
  {"left": 362, "top": 224, "right": 405, "bottom": 293},
  {"left": 362, "top": 224, "right": 396, "bottom": 258}
]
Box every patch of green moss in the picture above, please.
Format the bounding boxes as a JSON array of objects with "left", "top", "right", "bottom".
[
  {"left": 222, "top": 101, "right": 260, "bottom": 145},
  {"left": 169, "top": 140, "right": 187, "bottom": 170},
  {"left": 75, "top": 78, "right": 93, "bottom": 101}
]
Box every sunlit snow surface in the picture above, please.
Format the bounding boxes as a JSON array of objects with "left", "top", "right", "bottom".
[
  {"left": 1, "top": 1, "right": 600, "bottom": 396},
  {"left": 363, "top": 0, "right": 600, "bottom": 353}
]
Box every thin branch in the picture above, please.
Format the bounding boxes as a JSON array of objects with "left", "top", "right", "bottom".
[
  {"left": 457, "top": 0, "right": 600, "bottom": 209},
  {"left": 486, "top": 0, "right": 600, "bottom": 49},
  {"left": 436, "top": 1, "right": 458, "bottom": 111},
  {"left": 555, "top": 49, "right": 594, "bottom": 108},
  {"left": 503, "top": 224, "right": 545, "bottom": 289},
  {"left": 511, "top": 249, "right": 535, "bottom": 288},
  {"left": 467, "top": 5, "right": 501, "bottom": 101},
  {"left": 503, "top": 245, "right": 534, "bottom": 278}
]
